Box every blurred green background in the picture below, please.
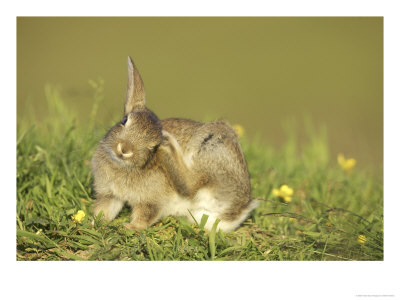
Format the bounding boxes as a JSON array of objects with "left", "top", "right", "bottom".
[{"left": 17, "top": 17, "right": 383, "bottom": 171}]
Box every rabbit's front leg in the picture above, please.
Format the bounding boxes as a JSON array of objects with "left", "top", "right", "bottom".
[
  {"left": 158, "top": 131, "right": 197, "bottom": 197},
  {"left": 93, "top": 193, "right": 124, "bottom": 221},
  {"left": 125, "top": 203, "right": 160, "bottom": 230}
]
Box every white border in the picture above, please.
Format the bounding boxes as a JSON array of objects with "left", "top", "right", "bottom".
[{"left": 3, "top": 1, "right": 399, "bottom": 299}]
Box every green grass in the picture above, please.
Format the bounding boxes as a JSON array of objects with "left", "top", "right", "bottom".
[{"left": 16, "top": 84, "right": 383, "bottom": 261}]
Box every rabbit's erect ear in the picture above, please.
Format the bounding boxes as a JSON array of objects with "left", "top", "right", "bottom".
[{"left": 125, "top": 56, "right": 146, "bottom": 114}]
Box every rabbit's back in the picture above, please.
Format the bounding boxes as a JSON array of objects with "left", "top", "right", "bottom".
[{"left": 162, "top": 118, "right": 249, "bottom": 177}]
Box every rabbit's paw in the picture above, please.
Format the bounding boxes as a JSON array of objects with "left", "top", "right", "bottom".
[{"left": 124, "top": 222, "right": 148, "bottom": 231}]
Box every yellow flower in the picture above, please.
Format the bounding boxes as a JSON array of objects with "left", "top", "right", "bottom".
[
  {"left": 325, "top": 221, "right": 332, "bottom": 227},
  {"left": 337, "top": 153, "right": 356, "bottom": 172},
  {"left": 272, "top": 184, "right": 294, "bottom": 203},
  {"left": 71, "top": 210, "right": 86, "bottom": 223},
  {"left": 232, "top": 124, "right": 245, "bottom": 138},
  {"left": 357, "top": 234, "right": 367, "bottom": 244}
]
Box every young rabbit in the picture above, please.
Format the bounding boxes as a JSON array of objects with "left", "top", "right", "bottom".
[{"left": 91, "top": 57, "right": 258, "bottom": 232}]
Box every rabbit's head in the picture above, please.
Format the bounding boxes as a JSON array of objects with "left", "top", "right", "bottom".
[{"left": 102, "top": 57, "right": 162, "bottom": 168}]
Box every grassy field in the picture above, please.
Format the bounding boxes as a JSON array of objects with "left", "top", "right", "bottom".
[{"left": 16, "top": 85, "right": 383, "bottom": 261}]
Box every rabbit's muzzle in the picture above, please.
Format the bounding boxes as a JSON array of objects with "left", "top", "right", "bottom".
[{"left": 115, "top": 141, "right": 134, "bottom": 159}]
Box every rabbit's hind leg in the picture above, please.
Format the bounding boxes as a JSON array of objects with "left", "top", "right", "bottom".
[
  {"left": 217, "top": 199, "right": 260, "bottom": 232},
  {"left": 158, "top": 130, "right": 199, "bottom": 197},
  {"left": 190, "top": 195, "right": 259, "bottom": 232}
]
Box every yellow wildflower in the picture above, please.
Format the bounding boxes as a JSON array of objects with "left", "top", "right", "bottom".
[
  {"left": 71, "top": 210, "right": 86, "bottom": 224},
  {"left": 357, "top": 234, "right": 367, "bottom": 244},
  {"left": 325, "top": 221, "right": 332, "bottom": 227},
  {"left": 337, "top": 153, "right": 356, "bottom": 172},
  {"left": 272, "top": 184, "right": 294, "bottom": 203},
  {"left": 232, "top": 124, "right": 245, "bottom": 138},
  {"left": 289, "top": 218, "right": 295, "bottom": 222}
]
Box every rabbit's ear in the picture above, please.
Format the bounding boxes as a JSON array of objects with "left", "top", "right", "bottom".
[{"left": 125, "top": 56, "right": 146, "bottom": 114}]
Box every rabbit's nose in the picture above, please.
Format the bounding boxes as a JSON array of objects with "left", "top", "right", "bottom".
[{"left": 117, "top": 142, "right": 134, "bottom": 158}]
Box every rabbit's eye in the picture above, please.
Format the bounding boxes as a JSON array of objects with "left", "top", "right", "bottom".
[{"left": 121, "top": 116, "right": 128, "bottom": 125}]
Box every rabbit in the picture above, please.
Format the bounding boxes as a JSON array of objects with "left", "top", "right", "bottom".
[{"left": 91, "top": 56, "right": 258, "bottom": 232}]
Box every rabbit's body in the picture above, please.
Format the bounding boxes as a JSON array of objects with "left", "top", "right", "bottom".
[
  {"left": 160, "top": 118, "right": 257, "bottom": 231},
  {"left": 92, "top": 57, "right": 258, "bottom": 232}
]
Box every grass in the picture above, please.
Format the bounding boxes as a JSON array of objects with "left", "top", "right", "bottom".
[{"left": 16, "top": 84, "right": 383, "bottom": 261}]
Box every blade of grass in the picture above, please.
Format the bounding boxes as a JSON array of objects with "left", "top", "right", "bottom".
[
  {"left": 52, "top": 249, "right": 85, "bottom": 260},
  {"left": 209, "top": 219, "right": 220, "bottom": 260},
  {"left": 187, "top": 209, "right": 199, "bottom": 226},
  {"left": 199, "top": 214, "right": 209, "bottom": 230},
  {"left": 74, "top": 172, "right": 91, "bottom": 201}
]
